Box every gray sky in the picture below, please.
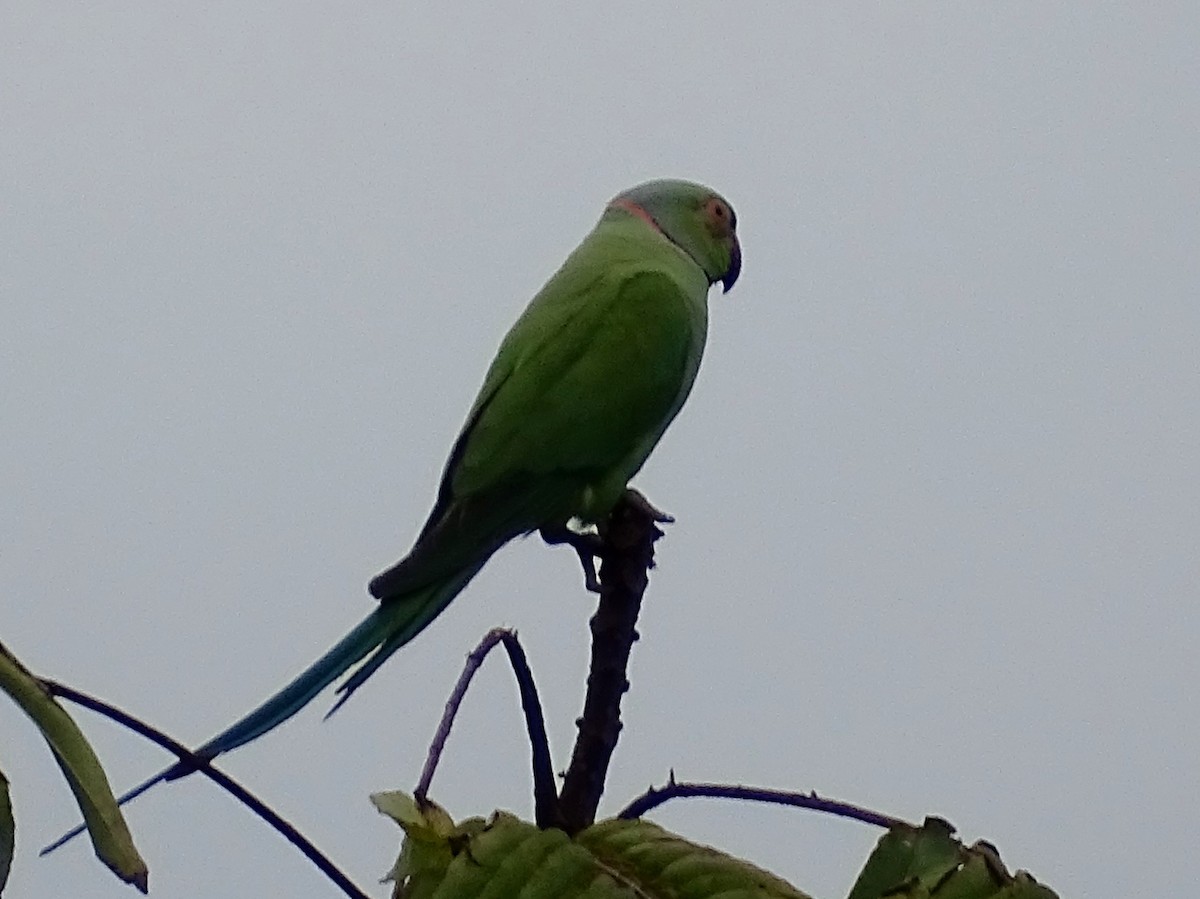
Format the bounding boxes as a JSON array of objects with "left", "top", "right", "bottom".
[{"left": 3, "top": 5, "right": 1196, "bottom": 898}]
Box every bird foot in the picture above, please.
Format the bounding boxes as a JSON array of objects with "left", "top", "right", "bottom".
[
  {"left": 541, "top": 491, "right": 671, "bottom": 592},
  {"left": 540, "top": 524, "right": 605, "bottom": 593}
]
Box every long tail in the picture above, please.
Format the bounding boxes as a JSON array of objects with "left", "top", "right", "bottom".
[{"left": 41, "top": 564, "right": 483, "bottom": 855}]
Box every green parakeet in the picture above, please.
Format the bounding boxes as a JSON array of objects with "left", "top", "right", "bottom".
[{"left": 44, "top": 178, "right": 740, "bottom": 851}]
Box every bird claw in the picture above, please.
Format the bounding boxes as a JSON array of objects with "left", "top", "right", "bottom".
[
  {"left": 578, "top": 557, "right": 603, "bottom": 594},
  {"left": 540, "top": 489, "right": 671, "bottom": 593},
  {"left": 540, "top": 525, "right": 605, "bottom": 593}
]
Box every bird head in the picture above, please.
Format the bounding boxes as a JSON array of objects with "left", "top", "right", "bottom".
[{"left": 608, "top": 179, "right": 741, "bottom": 293}]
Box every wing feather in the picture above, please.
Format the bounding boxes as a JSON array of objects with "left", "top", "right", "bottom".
[{"left": 370, "top": 232, "right": 707, "bottom": 600}]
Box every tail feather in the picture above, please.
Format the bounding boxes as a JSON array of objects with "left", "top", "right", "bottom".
[
  {"left": 187, "top": 605, "right": 393, "bottom": 762},
  {"left": 39, "top": 768, "right": 170, "bottom": 855},
  {"left": 41, "top": 566, "right": 485, "bottom": 856},
  {"left": 326, "top": 561, "right": 484, "bottom": 718},
  {"left": 185, "top": 563, "right": 485, "bottom": 764}
]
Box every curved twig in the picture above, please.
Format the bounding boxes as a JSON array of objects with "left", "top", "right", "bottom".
[
  {"left": 40, "top": 680, "right": 370, "bottom": 899},
  {"left": 617, "top": 776, "right": 909, "bottom": 830},
  {"left": 415, "top": 628, "right": 558, "bottom": 828},
  {"left": 498, "top": 632, "right": 559, "bottom": 829},
  {"left": 414, "top": 629, "right": 508, "bottom": 801}
]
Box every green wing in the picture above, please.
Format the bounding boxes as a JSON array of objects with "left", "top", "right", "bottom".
[
  {"left": 370, "top": 248, "right": 706, "bottom": 599},
  {"left": 458, "top": 270, "right": 703, "bottom": 494}
]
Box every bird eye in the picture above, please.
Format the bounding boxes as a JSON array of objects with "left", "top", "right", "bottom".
[{"left": 705, "top": 197, "right": 736, "bottom": 232}]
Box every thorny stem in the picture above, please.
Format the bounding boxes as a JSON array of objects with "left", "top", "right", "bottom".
[
  {"left": 557, "top": 489, "right": 665, "bottom": 835},
  {"left": 618, "top": 777, "right": 909, "bottom": 830}
]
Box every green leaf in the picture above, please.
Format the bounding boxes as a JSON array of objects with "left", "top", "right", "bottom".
[
  {"left": 0, "top": 640, "right": 148, "bottom": 892},
  {"left": 0, "top": 767, "right": 13, "bottom": 895},
  {"left": 373, "top": 791, "right": 812, "bottom": 899},
  {"left": 846, "top": 818, "right": 1058, "bottom": 899}
]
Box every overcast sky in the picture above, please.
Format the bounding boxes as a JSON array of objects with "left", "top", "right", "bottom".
[{"left": 3, "top": 5, "right": 1197, "bottom": 898}]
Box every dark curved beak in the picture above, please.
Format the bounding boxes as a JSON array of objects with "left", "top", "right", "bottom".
[{"left": 721, "top": 235, "right": 741, "bottom": 293}]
